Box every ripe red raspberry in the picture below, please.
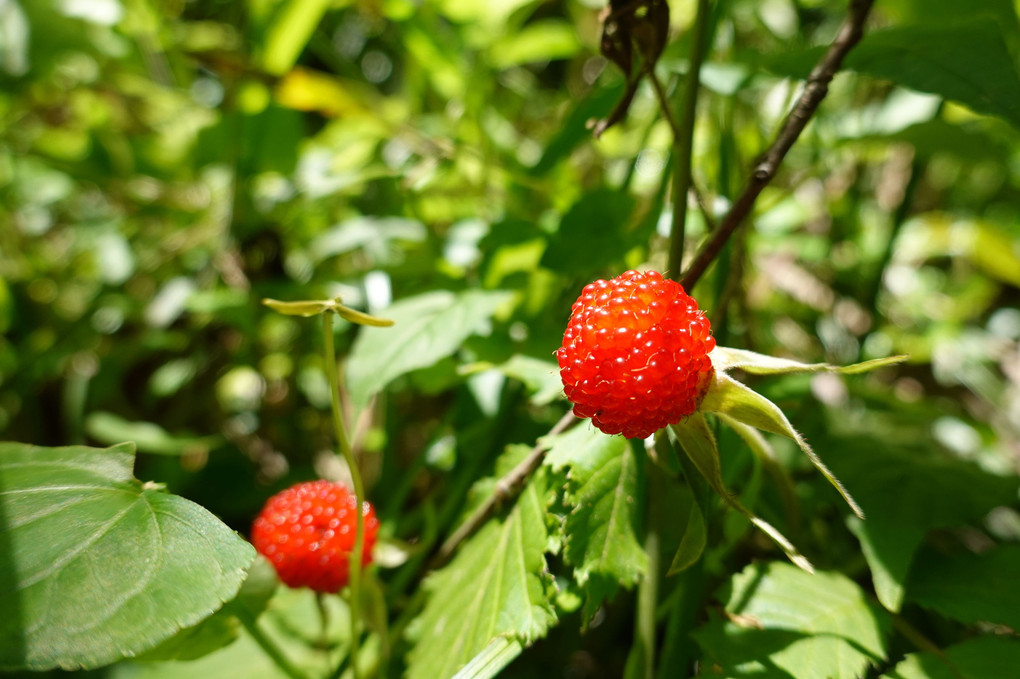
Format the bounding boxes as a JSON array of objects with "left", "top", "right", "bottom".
[
  {"left": 251, "top": 480, "right": 379, "bottom": 593},
  {"left": 557, "top": 270, "right": 716, "bottom": 439}
]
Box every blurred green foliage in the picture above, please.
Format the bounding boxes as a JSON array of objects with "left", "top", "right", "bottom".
[{"left": 1, "top": 0, "right": 1019, "bottom": 677}]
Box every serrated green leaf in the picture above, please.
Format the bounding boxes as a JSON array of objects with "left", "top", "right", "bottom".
[
  {"left": 701, "top": 371, "right": 865, "bottom": 519},
  {"left": 694, "top": 562, "right": 889, "bottom": 679},
  {"left": 346, "top": 290, "right": 513, "bottom": 409},
  {"left": 670, "top": 416, "right": 813, "bottom": 573},
  {"left": 667, "top": 495, "right": 706, "bottom": 575},
  {"left": 905, "top": 544, "right": 1020, "bottom": 629},
  {"left": 562, "top": 438, "right": 648, "bottom": 588},
  {"left": 405, "top": 472, "right": 556, "bottom": 679},
  {"left": 882, "top": 635, "right": 1020, "bottom": 679},
  {"left": 544, "top": 423, "right": 625, "bottom": 472},
  {"left": 451, "top": 637, "right": 524, "bottom": 679},
  {"left": 711, "top": 346, "right": 907, "bottom": 376},
  {"left": 824, "top": 438, "right": 1019, "bottom": 612},
  {"left": 0, "top": 441, "right": 255, "bottom": 671}
]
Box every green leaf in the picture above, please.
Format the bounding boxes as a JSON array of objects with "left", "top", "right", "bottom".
[
  {"left": 905, "top": 544, "right": 1020, "bottom": 629},
  {"left": 451, "top": 637, "right": 524, "bottom": 679},
  {"left": 262, "top": 297, "right": 395, "bottom": 325},
  {"left": 113, "top": 587, "right": 364, "bottom": 679},
  {"left": 259, "top": 0, "right": 332, "bottom": 75},
  {"left": 85, "top": 411, "right": 221, "bottom": 456},
  {"left": 667, "top": 494, "right": 706, "bottom": 575},
  {"left": 823, "top": 438, "right": 1019, "bottom": 612},
  {"left": 497, "top": 354, "right": 563, "bottom": 406},
  {"left": 670, "top": 416, "right": 813, "bottom": 573},
  {"left": 540, "top": 189, "right": 635, "bottom": 275},
  {"left": 701, "top": 370, "right": 865, "bottom": 519},
  {"left": 770, "top": 19, "right": 1020, "bottom": 129},
  {"left": 346, "top": 290, "right": 513, "bottom": 409},
  {"left": 882, "top": 635, "right": 1020, "bottom": 679},
  {"left": 489, "top": 20, "right": 581, "bottom": 68},
  {"left": 561, "top": 436, "right": 648, "bottom": 588},
  {"left": 0, "top": 442, "right": 255, "bottom": 671},
  {"left": 405, "top": 472, "right": 556, "bottom": 679},
  {"left": 694, "top": 562, "right": 889, "bottom": 679}
]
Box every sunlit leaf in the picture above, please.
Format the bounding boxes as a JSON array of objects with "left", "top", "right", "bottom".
[
  {"left": 0, "top": 442, "right": 254, "bottom": 671},
  {"left": 405, "top": 472, "right": 556, "bottom": 679},
  {"left": 347, "top": 290, "right": 513, "bottom": 409}
]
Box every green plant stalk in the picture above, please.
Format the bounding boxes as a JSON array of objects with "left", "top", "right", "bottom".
[
  {"left": 236, "top": 607, "right": 307, "bottom": 679},
  {"left": 667, "top": 0, "right": 714, "bottom": 279},
  {"left": 323, "top": 312, "right": 367, "bottom": 679},
  {"left": 629, "top": 457, "right": 666, "bottom": 679}
]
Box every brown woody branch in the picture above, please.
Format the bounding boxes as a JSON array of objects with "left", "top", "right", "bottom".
[{"left": 680, "top": 0, "right": 875, "bottom": 290}]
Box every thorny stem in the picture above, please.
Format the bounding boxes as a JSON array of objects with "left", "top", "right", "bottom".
[
  {"left": 323, "top": 312, "right": 367, "bottom": 679},
  {"left": 667, "top": 0, "right": 714, "bottom": 280},
  {"left": 680, "top": 0, "right": 876, "bottom": 290}
]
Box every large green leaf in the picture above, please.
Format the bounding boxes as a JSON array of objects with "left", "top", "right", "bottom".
[
  {"left": 346, "top": 290, "right": 513, "bottom": 409},
  {"left": 770, "top": 19, "right": 1020, "bottom": 129},
  {"left": 555, "top": 431, "right": 648, "bottom": 588},
  {"left": 405, "top": 472, "right": 556, "bottom": 679},
  {"left": 0, "top": 442, "right": 255, "bottom": 671},
  {"left": 882, "top": 635, "right": 1020, "bottom": 679},
  {"left": 694, "top": 562, "right": 889, "bottom": 679},
  {"left": 905, "top": 544, "right": 1020, "bottom": 630},
  {"left": 823, "top": 438, "right": 1019, "bottom": 612}
]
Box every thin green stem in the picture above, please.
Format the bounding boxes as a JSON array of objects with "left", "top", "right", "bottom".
[
  {"left": 323, "top": 312, "right": 367, "bottom": 679},
  {"left": 236, "top": 607, "right": 307, "bottom": 679},
  {"left": 630, "top": 455, "right": 665, "bottom": 679},
  {"left": 667, "top": 0, "right": 714, "bottom": 280}
]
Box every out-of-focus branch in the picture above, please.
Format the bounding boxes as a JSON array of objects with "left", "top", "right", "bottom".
[{"left": 680, "top": 0, "right": 876, "bottom": 290}]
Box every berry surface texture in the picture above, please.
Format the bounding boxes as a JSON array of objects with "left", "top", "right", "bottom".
[
  {"left": 558, "top": 270, "right": 716, "bottom": 439},
  {"left": 252, "top": 479, "right": 379, "bottom": 593}
]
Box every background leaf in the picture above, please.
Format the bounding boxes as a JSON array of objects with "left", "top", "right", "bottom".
[
  {"left": 825, "top": 438, "right": 1019, "bottom": 612},
  {"left": 0, "top": 442, "right": 254, "bottom": 671},
  {"left": 905, "top": 544, "right": 1020, "bottom": 629},
  {"left": 346, "top": 290, "right": 513, "bottom": 409},
  {"left": 882, "top": 635, "right": 1020, "bottom": 679},
  {"left": 694, "top": 562, "right": 889, "bottom": 679}
]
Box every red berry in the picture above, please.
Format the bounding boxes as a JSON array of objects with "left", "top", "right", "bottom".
[
  {"left": 251, "top": 480, "right": 379, "bottom": 593},
  {"left": 557, "top": 270, "right": 716, "bottom": 439}
]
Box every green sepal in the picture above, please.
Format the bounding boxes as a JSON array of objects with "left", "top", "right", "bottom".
[
  {"left": 710, "top": 346, "right": 907, "bottom": 376},
  {"left": 262, "top": 297, "right": 395, "bottom": 326},
  {"left": 667, "top": 494, "right": 706, "bottom": 575},
  {"left": 701, "top": 370, "right": 866, "bottom": 520},
  {"left": 669, "top": 416, "right": 814, "bottom": 573}
]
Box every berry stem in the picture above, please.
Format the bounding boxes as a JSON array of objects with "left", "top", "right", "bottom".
[
  {"left": 666, "top": 0, "right": 713, "bottom": 280},
  {"left": 322, "top": 311, "right": 367, "bottom": 679}
]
